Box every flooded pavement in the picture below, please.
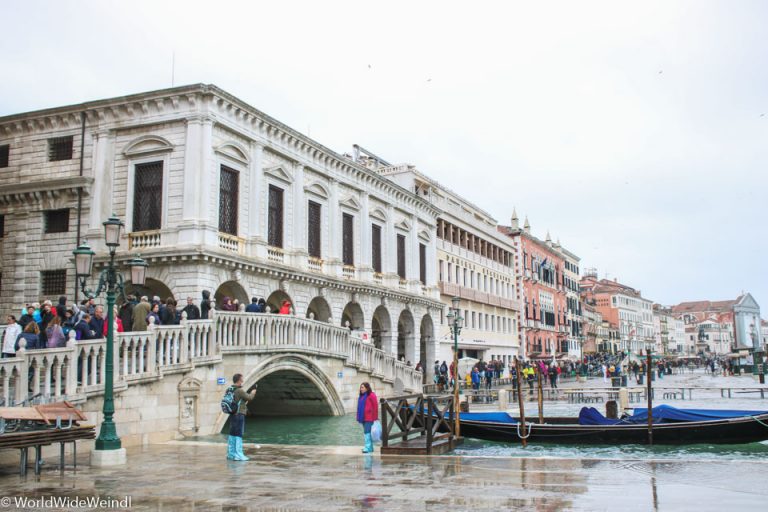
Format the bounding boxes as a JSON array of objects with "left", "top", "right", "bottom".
[
  {"left": 0, "top": 442, "right": 766, "bottom": 511},
  {"left": 2, "top": 370, "right": 766, "bottom": 510}
]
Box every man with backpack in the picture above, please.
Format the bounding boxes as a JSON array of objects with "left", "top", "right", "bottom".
[{"left": 222, "top": 373, "right": 257, "bottom": 461}]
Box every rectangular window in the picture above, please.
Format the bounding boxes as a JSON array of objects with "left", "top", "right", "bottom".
[
  {"left": 218, "top": 165, "right": 239, "bottom": 235},
  {"left": 41, "top": 269, "right": 67, "bottom": 296},
  {"left": 44, "top": 209, "right": 70, "bottom": 234},
  {"left": 48, "top": 136, "right": 74, "bottom": 161},
  {"left": 0, "top": 214, "right": 4, "bottom": 238},
  {"left": 438, "top": 260, "right": 444, "bottom": 282},
  {"left": 371, "top": 224, "right": 382, "bottom": 273},
  {"left": 419, "top": 243, "right": 426, "bottom": 285},
  {"left": 396, "top": 234, "right": 406, "bottom": 279},
  {"left": 133, "top": 161, "right": 163, "bottom": 232},
  {"left": 0, "top": 144, "right": 8, "bottom": 168},
  {"left": 307, "top": 200, "right": 322, "bottom": 259},
  {"left": 342, "top": 213, "right": 354, "bottom": 265},
  {"left": 268, "top": 185, "right": 284, "bottom": 248}
]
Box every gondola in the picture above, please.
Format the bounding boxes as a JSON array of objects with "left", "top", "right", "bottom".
[{"left": 454, "top": 406, "right": 768, "bottom": 445}]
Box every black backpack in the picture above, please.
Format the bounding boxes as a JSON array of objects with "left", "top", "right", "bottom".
[{"left": 221, "top": 386, "right": 240, "bottom": 414}]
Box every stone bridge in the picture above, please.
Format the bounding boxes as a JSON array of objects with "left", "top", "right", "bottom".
[{"left": 0, "top": 312, "right": 422, "bottom": 447}]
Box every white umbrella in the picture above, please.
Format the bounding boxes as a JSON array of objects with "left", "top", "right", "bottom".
[{"left": 458, "top": 357, "right": 479, "bottom": 378}]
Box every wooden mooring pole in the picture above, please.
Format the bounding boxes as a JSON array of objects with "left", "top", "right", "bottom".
[
  {"left": 516, "top": 358, "right": 527, "bottom": 448},
  {"left": 647, "top": 348, "right": 653, "bottom": 446}
]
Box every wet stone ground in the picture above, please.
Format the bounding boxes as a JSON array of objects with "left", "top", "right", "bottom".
[{"left": 0, "top": 442, "right": 767, "bottom": 511}]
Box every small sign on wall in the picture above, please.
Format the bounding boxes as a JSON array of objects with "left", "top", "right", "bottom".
[
  {"left": 217, "top": 377, "right": 226, "bottom": 385},
  {"left": 337, "top": 372, "right": 343, "bottom": 379}
]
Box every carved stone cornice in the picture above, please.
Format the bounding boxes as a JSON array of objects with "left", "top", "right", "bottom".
[
  {"left": 95, "top": 245, "right": 442, "bottom": 310},
  {"left": 0, "top": 176, "right": 93, "bottom": 207}
]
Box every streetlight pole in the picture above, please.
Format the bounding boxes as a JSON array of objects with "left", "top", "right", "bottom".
[
  {"left": 446, "top": 296, "right": 463, "bottom": 438},
  {"left": 73, "top": 215, "right": 148, "bottom": 464}
]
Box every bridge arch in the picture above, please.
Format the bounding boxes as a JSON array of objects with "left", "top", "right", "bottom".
[
  {"left": 306, "top": 296, "right": 332, "bottom": 323},
  {"left": 126, "top": 277, "right": 174, "bottom": 302},
  {"left": 420, "top": 313, "right": 435, "bottom": 370},
  {"left": 371, "top": 305, "right": 392, "bottom": 353},
  {"left": 397, "top": 309, "right": 415, "bottom": 362},
  {"left": 213, "top": 354, "right": 344, "bottom": 433},
  {"left": 266, "top": 289, "right": 293, "bottom": 314},
  {"left": 214, "top": 280, "right": 248, "bottom": 309},
  {"left": 341, "top": 301, "right": 364, "bottom": 330}
]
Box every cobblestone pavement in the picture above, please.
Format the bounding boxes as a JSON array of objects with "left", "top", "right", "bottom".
[{"left": 0, "top": 441, "right": 766, "bottom": 511}]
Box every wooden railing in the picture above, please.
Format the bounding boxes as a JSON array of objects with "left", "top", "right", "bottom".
[
  {"left": 380, "top": 393, "right": 456, "bottom": 454},
  {"left": 380, "top": 394, "right": 426, "bottom": 446},
  {"left": 0, "top": 311, "right": 422, "bottom": 405}
]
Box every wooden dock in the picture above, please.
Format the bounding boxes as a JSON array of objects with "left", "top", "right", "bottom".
[{"left": 379, "top": 393, "right": 462, "bottom": 455}]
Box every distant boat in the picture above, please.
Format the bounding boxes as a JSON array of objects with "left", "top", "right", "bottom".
[{"left": 453, "top": 406, "right": 768, "bottom": 445}]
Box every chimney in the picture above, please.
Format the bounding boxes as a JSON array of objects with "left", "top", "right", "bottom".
[{"left": 523, "top": 216, "right": 530, "bottom": 233}]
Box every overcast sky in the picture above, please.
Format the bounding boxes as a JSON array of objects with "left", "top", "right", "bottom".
[{"left": 2, "top": 0, "right": 766, "bottom": 311}]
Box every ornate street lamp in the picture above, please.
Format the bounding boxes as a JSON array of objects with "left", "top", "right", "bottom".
[
  {"left": 446, "top": 296, "right": 463, "bottom": 437},
  {"left": 73, "top": 214, "right": 148, "bottom": 463}
]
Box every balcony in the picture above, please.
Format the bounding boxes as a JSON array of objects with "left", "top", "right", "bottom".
[
  {"left": 342, "top": 265, "right": 356, "bottom": 280},
  {"left": 308, "top": 257, "right": 323, "bottom": 273},
  {"left": 218, "top": 233, "right": 244, "bottom": 254},
  {"left": 437, "top": 239, "right": 508, "bottom": 272},
  {"left": 437, "top": 282, "right": 517, "bottom": 309},
  {"left": 128, "top": 230, "right": 162, "bottom": 250},
  {"left": 267, "top": 247, "right": 285, "bottom": 264}
]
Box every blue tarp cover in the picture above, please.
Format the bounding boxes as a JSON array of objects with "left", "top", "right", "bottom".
[
  {"left": 578, "top": 407, "right": 621, "bottom": 425},
  {"left": 628, "top": 405, "right": 768, "bottom": 423},
  {"left": 453, "top": 411, "right": 517, "bottom": 424},
  {"left": 576, "top": 405, "right": 768, "bottom": 426}
]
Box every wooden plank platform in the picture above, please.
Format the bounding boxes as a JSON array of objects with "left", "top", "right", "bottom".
[{"left": 381, "top": 436, "right": 463, "bottom": 456}]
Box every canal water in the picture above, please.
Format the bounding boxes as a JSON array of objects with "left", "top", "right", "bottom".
[
  {"left": 198, "top": 372, "right": 768, "bottom": 461},
  {"left": 199, "top": 413, "right": 768, "bottom": 462}
]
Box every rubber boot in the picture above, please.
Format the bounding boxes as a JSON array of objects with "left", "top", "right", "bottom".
[
  {"left": 362, "top": 433, "right": 374, "bottom": 454},
  {"left": 226, "top": 436, "right": 236, "bottom": 460},
  {"left": 233, "top": 437, "right": 249, "bottom": 461}
]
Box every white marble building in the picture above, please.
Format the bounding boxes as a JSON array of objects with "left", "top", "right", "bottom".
[
  {"left": 373, "top": 163, "right": 520, "bottom": 367},
  {"left": 0, "top": 84, "right": 442, "bottom": 373}
]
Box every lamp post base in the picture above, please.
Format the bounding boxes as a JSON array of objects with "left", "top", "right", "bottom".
[{"left": 90, "top": 448, "right": 127, "bottom": 467}]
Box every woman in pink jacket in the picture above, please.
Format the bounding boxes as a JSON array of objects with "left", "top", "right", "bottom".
[{"left": 356, "top": 382, "right": 378, "bottom": 453}]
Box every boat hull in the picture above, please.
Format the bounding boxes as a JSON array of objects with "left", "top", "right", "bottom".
[{"left": 458, "top": 414, "right": 768, "bottom": 445}]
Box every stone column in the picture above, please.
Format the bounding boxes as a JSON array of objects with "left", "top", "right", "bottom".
[
  {"left": 327, "top": 178, "right": 341, "bottom": 277},
  {"left": 385, "top": 204, "right": 396, "bottom": 285},
  {"left": 88, "top": 130, "right": 113, "bottom": 234},
  {"left": 409, "top": 212, "right": 420, "bottom": 292},
  {"left": 198, "top": 118, "right": 215, "bottom": 246},
  {"left": 292, "top": 163, "right": 307, "bottom": 269},
  {"left": 359, "top": 192, "right": 372, "bottom": 281},
  {"left": 181, "top": 117, "right": 202, "bottom": 223},
  {"left": 177, "top": 116, "right": 204, "bottom": 246},
  {"left": 248, "top": 143, "right": 266, "bottom": 259}
]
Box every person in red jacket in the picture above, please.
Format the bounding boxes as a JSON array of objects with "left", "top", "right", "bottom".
[{"left": 356, "top": 382, "right": 378, "bottom": 453}]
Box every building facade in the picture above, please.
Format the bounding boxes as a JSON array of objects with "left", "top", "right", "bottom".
[
  {"left": 371, "top": 164, "right": 520, "bottom": 366},
  {"left": 0, "top": 84, "right": 443, "bottom": 376},
  {"left": 499, "top": 216, "right": 569, "bottom": 359},
  {"left": 671, "top": 295, "right": 765, "bottom": 358},
  {"left": 580, "top": 274, "right": 654, "bottom": 354},
  {"left": 562, "top": 248, "right": 584, "bottom": 358}
]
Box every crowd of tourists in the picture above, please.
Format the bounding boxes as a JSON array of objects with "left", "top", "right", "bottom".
[{"left": 1, "top": 290, "right": 300, "bottom": 359}]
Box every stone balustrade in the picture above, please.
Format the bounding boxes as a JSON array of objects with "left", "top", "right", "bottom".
[{"left": 0, "top": 311, "right": 422, "bottom": 406}]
